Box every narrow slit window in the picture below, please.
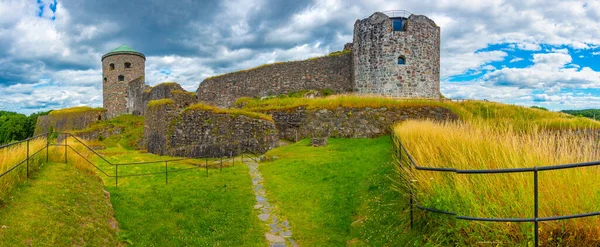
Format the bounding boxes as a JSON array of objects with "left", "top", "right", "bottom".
[
  {"left": 103, "top": 77, "right": 107, "bottom": 82},
  {"left": 109, "top": 63, "right": 115, "bottom": 70},
  {"left": 398, "top": 56, "right": 406, "bottom": 65},
  {"left": 124, "top": 62, "right": 131, "bottom": 68},
  {"left": 118, "top": 75, "right": 125, "bottom": 81}
]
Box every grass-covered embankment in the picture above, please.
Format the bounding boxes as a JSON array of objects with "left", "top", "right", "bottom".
[
  {"left": 0, "top": 162, "right": 120, "bottom": 246},
  {"left": 260, "top": 137, "right": 405, "bottom": 246},
  {"left": 395, "top": 119, "right": 600, "bottom": 245},
  {"left": 87, "top": 143, "right": 267, "bottom": 246}
]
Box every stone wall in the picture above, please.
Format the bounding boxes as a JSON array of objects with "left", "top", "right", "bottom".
[
  {"left": 196, "top": 53, "right": 353, "bottom": 107},
  {"left": 353, "top": 12, "right": 440, "bottom": 98},
  {"left": 34, "top": 108, "right": 106, "bottom": 134},
  {"left": 33, "top": 115, "right": 50, "bottom": 135},
  {"left": 142, "top": 82, "right": 197, "bottom": 114},
  {"left": 102, "top": 53, "right": 145, "bottom": 119},
  {"left": 270, "top": 106, "right": 457, "bottom": 140},
  {"left": 144, "top": 104, "right": 278, "bottom": 157},
  {"left": 143, "top": 101, "right": 179, "bottom": 155},
  {"left": 127, "top": 76, "right": 145, "bottom": 116}
]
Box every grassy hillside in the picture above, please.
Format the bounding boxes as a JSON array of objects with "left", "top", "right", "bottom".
[
  {"left": 0, "top": 162, "right": 120, "bottom": 246},
  {"left": 394, "top": 118, "right": 600, "bottom": 245},
  {"left": 237, "top": 95, "right": 600, "bottom": 131},
  {"left": 74, "top": 114, "right": 145, "bottom": 150},
  {"left": 260, "top": 137, "right": 406, "bottom": 246},
  {"left": 80, "top": 142, "right": 267, "bottom": 246}
]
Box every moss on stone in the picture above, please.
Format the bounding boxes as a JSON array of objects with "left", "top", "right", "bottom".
[
  {"left": 154, "top": 82, "right": 180, "bottom": 87},
  {"left": 171, "top": 90, "right": 196, "bottom": 97},
  {"left": 183, "top": 103, "right": 273, "bottom": 122},
  {"left": 147, "top": 99, "right": 175, "bottom": 108},
  {"left": 49, "top": 106, "right": 106, "bottom": 116}
]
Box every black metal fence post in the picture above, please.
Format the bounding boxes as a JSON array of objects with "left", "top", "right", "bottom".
[
  {"left": 220, "top": 156, "right": 223, "bottom": 172},
  {"left": 231, "top": 151, "right": 234, "bottom": 167},
  {"left": 115, "top": 164, "right": 118, "bottom": 188},
  {"left": 205, "top": 157, "right": 208, "bottom": 177},
  {"left": 165, "top": 161, "right": 168, "bottom": 184},
  {"left": 534, "top": 168, "right": 539, "bottom": 247},
  {"left": 46, "top": 132, "right": 49, "bottom": 163},
  {"left": 64, "top": 134, "right": 67, "bottom": 164},
  {"left": 26, "top": 139, "right": 29, "bottom": 181}
]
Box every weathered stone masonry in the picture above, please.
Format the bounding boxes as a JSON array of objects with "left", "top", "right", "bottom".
[
  {"left": 196, "top": 53, "right": 354, "bottom": 108},
  {"left": 144, "top": 103, "right": 278, "bottom": 158},
  {"left": 102, "top": 45, "right": 146, "bottom": 119},
  {"left": 270, "top": 106, "right": 457, "bottom": 141},
  {"left": 353, "top": 13, "right": 440, "bottom": 98},
  {"left": 142, "top": 83, "right": 198, "bottom": 114},
  {"left": 34, "top": 108, "right": 106, "bottom": 134},
  {"left": 195, "top": 11, "right": 441, "bottom": 108}
]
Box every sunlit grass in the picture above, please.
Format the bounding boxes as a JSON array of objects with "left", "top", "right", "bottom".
[
  {"left": 0, "top": 139, "right": 47, "bottom": 198},
  {"left": 394, "top": 120, "right": 600, "bottom": 245}
]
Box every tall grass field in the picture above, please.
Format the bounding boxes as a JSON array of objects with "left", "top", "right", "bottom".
[
  {"left": 394, "top": 120, "right": 600, "bottom": 246},
  {"left": 0, "top": 138, "right": 46, "bottom": 198}
]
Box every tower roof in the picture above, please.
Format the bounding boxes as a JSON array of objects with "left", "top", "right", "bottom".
[{"left": 101, "top": 44, "right": 146, "bottom": 61}]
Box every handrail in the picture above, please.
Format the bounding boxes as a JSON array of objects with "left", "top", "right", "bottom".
[
  {"left": 382, "top": 10, "right": 412, "bottom": 18},
  {"left": 395, "top": 134, "right": 600, "bottom": 247}
]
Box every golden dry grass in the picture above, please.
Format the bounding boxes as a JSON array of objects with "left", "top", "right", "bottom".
[
  {"left": 394, "top": 119, "right": 600, "bottom": 245},
  {"left": 49, "top": 106, "right": 105, "bottom": 116},
  {"left": 0, "top": 139, "right": 46, "bottom": 198},
  {"left": 184, "top": 103, "right": 273, "bottom": 122},
  {"left": 147, "top": 98, "right": 175, "bottom": 108},
  {"left": 0, "top": 135, "right": 101, "bottom": 199}
]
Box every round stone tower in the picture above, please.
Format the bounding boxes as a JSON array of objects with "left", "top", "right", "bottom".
[
  {"left": 101, "top": 44, "right": 146, "bottom": 119},
  {"left": 352, "top": 11, "right": 440, "bottom": 98}
]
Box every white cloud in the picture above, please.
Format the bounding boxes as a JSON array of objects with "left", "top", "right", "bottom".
[
  {"left": 509, "top": 57, "right": 524, "bottom": 63},
  {"left": 484, "top": 52, "right": 600, "bottom": 89},
  {"left": 441, "top": 50, "right": 507, "bottom": 78}
]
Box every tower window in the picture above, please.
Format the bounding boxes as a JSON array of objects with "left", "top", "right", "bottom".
[
  {"left": 392, "top": 18, "right": 406, "bottom": 31},
  {"left": 118, "top": 75, "right": 125, "bottom": 81},
  {"left": 398, "top": 56, "right": 406, "bottom": 65},
  {"left": 124, "top": 62, "right": 131, "bottom": 68},
  {"left": 109, "top": 63, "right": 115, "bottom": 70},
  {"left": 103, "top": 77, "right": 107, "bottom": 82}
]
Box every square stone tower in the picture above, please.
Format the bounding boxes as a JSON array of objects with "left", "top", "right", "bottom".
[
  {"left": 352, "top": 11, "right": 441, "bottom": 98},
  {"left": 101, "top": 45, "right": 146, "bottom": 119}
]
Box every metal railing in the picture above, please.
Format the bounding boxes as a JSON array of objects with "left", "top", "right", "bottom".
[
  {"left": 1, "top": 132, "right": 263, "bottom": 190},
  {"left": 0, "top": 133, "right": 50, "bottom": 180},
  {"left": 382, "top": 10, "right": 412, "bottom": 18},
  {"left": 55, "top": 132, "right": 264, "bottom": 187},
  {"left": 393, "top": 134, "right": 600, "bottom": 247}
]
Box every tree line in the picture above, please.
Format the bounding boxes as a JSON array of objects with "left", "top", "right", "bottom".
[
  {"left": 0, "top": 110, "right": 51, "bottom": 145},
  {"left": 561, "top": 109, "right": 600, "bottom": 121}
]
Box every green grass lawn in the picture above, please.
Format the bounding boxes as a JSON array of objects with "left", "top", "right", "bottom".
[
  {"left": 260, "top": 137, "right": 406, "bottom": 246},
  {"left": 0, "top": 162, "right": 120, "bottom": 246},
  {"left": 90, "top": 146, "right": 268, "bottom": 246}
]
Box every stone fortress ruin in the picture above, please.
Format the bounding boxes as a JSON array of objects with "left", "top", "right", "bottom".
[
  {"left": 102, "top": 11, "right": 441, "bottom": 117},
  {"left": 37, "top": 11, "right": 448, "bottom": 158}
]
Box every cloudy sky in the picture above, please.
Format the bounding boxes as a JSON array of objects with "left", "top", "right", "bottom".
[{"left": 1, "top": 0, "right": 600, "bottom": 114}]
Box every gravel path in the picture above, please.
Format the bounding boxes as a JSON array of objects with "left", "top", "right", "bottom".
[{"left": 245, "top": 158, "right": 298, "bottom": 247}]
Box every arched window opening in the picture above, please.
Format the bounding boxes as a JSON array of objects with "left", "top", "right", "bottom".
[
  {"left": 398, "top": 56, "right": 406, "bottom": 65},
  {"left": 109, "top": 63, "right": 115, "bottom": 70},
  {"left": 118, "top": 75, "right": 125, "bottom": 81},
  {"left": 103, "top": 77, "right": 107, "bottom": 82},
  {"left": 98, "top": 115, "right": 102, "bottom": 121},
  {"left": 124, "top": 62, "right": 131, "bottom": 68}
]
